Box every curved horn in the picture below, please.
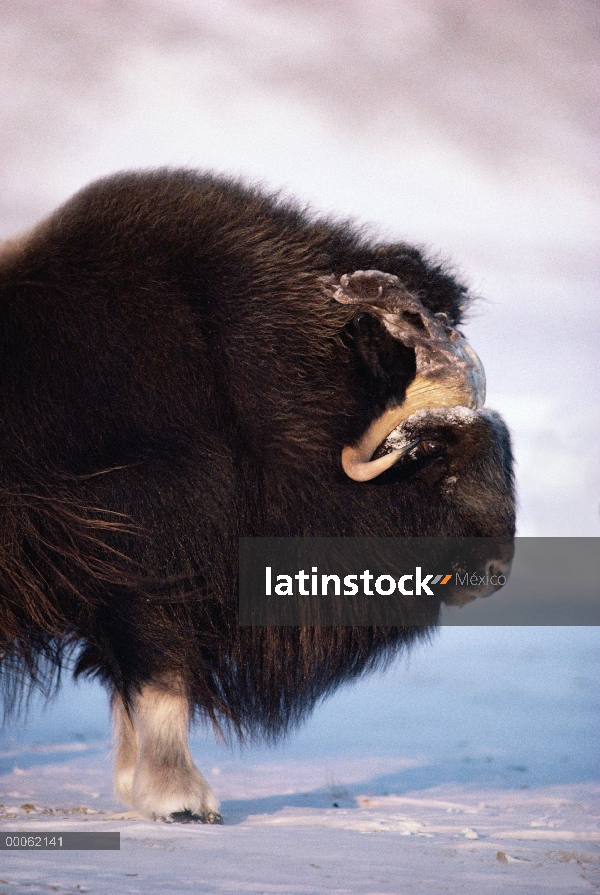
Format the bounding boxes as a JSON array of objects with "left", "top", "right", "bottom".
[
  {"left": 329, "top": 271, "right": 486, "bottom": 483},
  {"left": 341, "top": 371, "right": 481, "bottom": 482}
]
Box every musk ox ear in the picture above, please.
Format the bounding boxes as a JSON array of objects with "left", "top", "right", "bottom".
[
  {"left": 343, "top": 309, "right": 416, "bottom": 398},
  {"left": 321, "top": 270, "right": 418, "bottom": 402}
]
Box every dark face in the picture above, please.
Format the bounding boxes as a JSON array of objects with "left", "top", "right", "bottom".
[{"left": 370, "top": 407, "right": 515, "bottom": 537}]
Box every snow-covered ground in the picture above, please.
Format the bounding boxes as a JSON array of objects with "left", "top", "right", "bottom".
[
  {"left": 1, "top": 628, "right": 599, "bottom": 893},
  {"left": 0, "top": 2, "right": 598, "bottom": 892}
]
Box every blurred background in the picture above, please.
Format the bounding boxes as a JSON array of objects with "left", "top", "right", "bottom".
[{"left": 0, "top": 0, "right": 598, "bottom": 793}]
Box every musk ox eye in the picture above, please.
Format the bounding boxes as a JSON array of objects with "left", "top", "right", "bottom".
[{"left": 420, "top": 439, "right": 446, "bottom": 457}]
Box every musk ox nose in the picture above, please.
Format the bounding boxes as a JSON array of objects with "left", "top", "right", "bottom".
[
  {"left": 484, "top": 558, "right": 513, "bottom": 591},
  {"left": 442, "top": 547, "right": 514, "bottom": 607}
]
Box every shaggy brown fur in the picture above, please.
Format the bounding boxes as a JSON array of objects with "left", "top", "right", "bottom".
[{"left": 0, "top": 169, "right": 515, "bottom": 740}]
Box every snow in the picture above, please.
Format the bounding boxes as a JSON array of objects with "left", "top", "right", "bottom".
[
  {"left": 1, "top": 628, "right": 599, "bottom": 892},
  {"left": 1, "top": 794, "right": 599, "bottom": 893},
  {"left": 382, "top": 406, "right": 479, "bottom": 455},
  {"left": 0, "top": 1, "right": 598, "bottom": 892}
]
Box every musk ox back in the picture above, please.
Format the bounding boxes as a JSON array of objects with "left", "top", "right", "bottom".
[{"left": 0, "top": 170, "right": 514, "bottom": 823}]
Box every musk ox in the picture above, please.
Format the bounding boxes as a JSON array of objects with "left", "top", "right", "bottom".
[{"left": 0, "top": 169, "right": 515, "bottom": 823}]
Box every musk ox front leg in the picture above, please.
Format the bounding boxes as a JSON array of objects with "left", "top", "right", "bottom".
[{"left": 112, "top": 681, "right": 221, "bottom": 824}]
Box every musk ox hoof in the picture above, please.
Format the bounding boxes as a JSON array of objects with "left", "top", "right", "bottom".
[
  {"left": 169, "top": 809, "right": 223, "bottom": 824},
  {"left": 131, "top": 766, "right": 220, "bottom": 823}
]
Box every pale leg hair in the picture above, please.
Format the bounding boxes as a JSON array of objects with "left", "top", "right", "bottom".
[
  {"left": 112, "top": 693, "right": 138, "bottom": 807},
  {"left": 112, "top": 679, "right": 221, "bottom": 823}
]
